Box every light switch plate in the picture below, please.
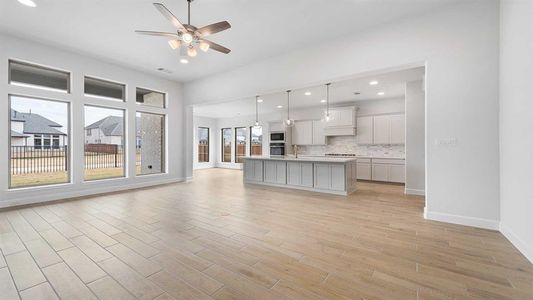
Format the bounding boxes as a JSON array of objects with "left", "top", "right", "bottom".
[{"left": 435, "top": 138, "right": 457, "bottom": 147}]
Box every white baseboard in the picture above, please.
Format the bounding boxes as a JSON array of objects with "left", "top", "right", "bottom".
[
  {"left": 500, "top": 224, "right": 533, "bottom": 264},
  {"left": 0, "top": 177, "right": 185, "bottom": 209},
  {"left": 185, "top": 176, "right": 193, "bottom": 182},
  {"left": 405, "top": 188, "right": 425, "bottom": 196},
  {"left": 424, "top": 208, "right": 500, "bottom": 230}
]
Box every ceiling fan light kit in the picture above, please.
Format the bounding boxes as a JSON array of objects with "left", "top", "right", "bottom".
[{"left": 136, "top": 0, "right": 231, "bottom": 61}]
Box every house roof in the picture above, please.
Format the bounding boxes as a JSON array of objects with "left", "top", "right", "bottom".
[
  {"left": 10, "top": 109, "right": 66, "bottom": 135},
  {"left": 85, "top": 116, "right": 141, "bottom": 137}
]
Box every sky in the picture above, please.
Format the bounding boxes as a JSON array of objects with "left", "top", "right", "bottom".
[{"left": 10, "top": 96, "right": 124, "bottom": 133}]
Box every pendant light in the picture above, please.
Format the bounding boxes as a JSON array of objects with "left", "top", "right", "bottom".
[
  {"left": 323, "top": 83, "right": 333, "bottom": 122},
  {"left": 284, "top": 90, "right": 295, "bottom": 127},
  {"left": 253, "top": 95, "right": 261, "bottom": 128}
]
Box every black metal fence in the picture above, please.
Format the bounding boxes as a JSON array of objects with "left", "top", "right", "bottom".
[{"left": 10, "top": 145, "right": 142, "bottom": 175}]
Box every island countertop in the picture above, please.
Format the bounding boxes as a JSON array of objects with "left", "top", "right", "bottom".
[{"left": 244, "top": 156, "right": 357, "bottom": 163}]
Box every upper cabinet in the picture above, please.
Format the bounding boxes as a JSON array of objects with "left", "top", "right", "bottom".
[
  {"left": 292, "top": 120, "right": 326, "bottom": 145},
  {"left": 373, "top": 114, "right": 405, "bottom": 145},
  {"left": 355, "top": 116, "right": 373, "bottom": 144},
  {"left": 324, "top": 106, "right": 356, "bottom": 136}
]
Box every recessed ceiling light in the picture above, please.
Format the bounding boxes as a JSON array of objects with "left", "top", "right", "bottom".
[
  {"left": 377, "top": 92, "right": 385, "bottom": 96},
  {"left": 179, "top": 58, "right": 189, "bottom": 64},
  {"left": 304, "top": 91, "right": 312, "bottom": 96},
  {"left": 320, "top": 99, "right": 326, "bottom": 103},
  {"left": 369, "top": 80, "right": 379, "bottom": 85},
  {"left": 18, "top": 0, "right": 36, "bottom": 7},
  {"left": 257, "top": 99, "right": 263, "bottom": 103},
  {"left": 277, "top": 105, "right": 283, "bottom": 108}
]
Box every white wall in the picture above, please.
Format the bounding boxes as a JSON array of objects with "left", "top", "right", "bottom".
[
  {"left": 405, "top": 81, "right": 425, "bottom": 195},
  {"left": 193, "top": 116, "right": 217, "bottom": 170},
  {"left": 0, "top": 33, "right": 185, "bottom": 208},
  {"left": 185, "top": 1, "right": 501, "bottom": 229},
  {"left": 499, "top": 0, "right": 533, "bottom": 262}
]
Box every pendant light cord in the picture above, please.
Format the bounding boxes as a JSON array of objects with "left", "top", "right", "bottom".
[
  {"left": 326, "top": 83, "right": 331, "bottom": 115},
  {"left": 255, "top": 95, "right": 259, "bottom": 124},
  {"left": 286, "top": 90, "right": 291, "bottom": 119},
  {"left": 187, "top": 0, "right": 191, "bottom": 25}
]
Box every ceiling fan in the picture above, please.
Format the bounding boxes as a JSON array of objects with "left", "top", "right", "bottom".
[{"left": 135, "top": 0, "right": 231, "bottom": 61}]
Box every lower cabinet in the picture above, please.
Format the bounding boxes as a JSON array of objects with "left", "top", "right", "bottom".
[
  {"left": 244, "top": 160, "right": 263, "bottom": 182},
  {"left": 264, "top": 161, "right": 287, "bottom": 184},
  {"left": 287, "top": 162, "right": 313, "bottom": 187},
  {"left": 314, "top": 163, "right": 345, "bottom": 191},
  {"left": 371, "top": 159, "right": 405, "bottom": 183},
  {"left": 356, "top": 158, "right": 372, "bottom": 180}
]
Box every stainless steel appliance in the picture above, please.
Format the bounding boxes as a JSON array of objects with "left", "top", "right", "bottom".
[
  {"left": 270, "top": 132, "right": 286, "bottom": 142},
  {"left": 269, "top": 142, "right": 286, "bottom": 156}
]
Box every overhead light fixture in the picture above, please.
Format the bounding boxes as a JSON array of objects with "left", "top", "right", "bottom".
[
  {"left": 320, "top": 99, "right": 326, "bottom": 103},
  {"left": 377, "top": 91, "right": 385, "bottom": 96},
  {"left": 257, "top": 98, "right": 263, "bottom": 103},
  {"left": 304, "top": 91, "right": 312, "bottom": 96},
  {"left": 187, "top": 45, "right": 198, "bottom": 57},
  {"left": 182, "top": 32, "right": 193, "bottom": 44},
  {"left": 253, "top": 95, "right": 261, "bottom": 128},
  {"left": 277, "top": 105, "right": 283, "bottom": 109},
  {"left": 199, "top": 41, "right": 210, "bottom": 52},
  {"left": 369, "top": 80, "right": 379, "bottom": 85},
  {"left": 168, "top": 39, "right": 181, "bottom": 50},
  {"left": 284, "top": 90, "right": 295, "bottom": 128},
  {"left": 179, "top": 58, "right": 189, "bottom": 64},
  {"left": 18, "top": 0, "right": 36, "bottom": 7},
  {"left": 322, "top": 83, "right": 333, "bottom": 122}
]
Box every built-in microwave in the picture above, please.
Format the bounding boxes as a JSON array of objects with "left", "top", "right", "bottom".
[
  {"left": 270, "top": 132, "right": 285, "bottom": 142},
  {"left": 269, "top": 143, "right": 286, "bottom": 156}
]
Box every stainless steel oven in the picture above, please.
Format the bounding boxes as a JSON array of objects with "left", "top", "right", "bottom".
[
  {"left": 270, "top": 132, "right": 285, "bottom": 142},
  {"left": 269, "top": 143, "right": 285, "bottom": 156}
]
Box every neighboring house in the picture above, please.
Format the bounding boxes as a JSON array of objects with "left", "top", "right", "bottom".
[
  {"left": 10, "top": 109, "right": 67, "bottom": 148},
  {"left": 85, "top": 116, "right": 141, "bottom": 146}
]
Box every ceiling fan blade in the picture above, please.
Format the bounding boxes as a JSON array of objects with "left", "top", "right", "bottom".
[
  {"left": 135, "top": 30, "right": 179, "bottom": 38},
  {"left": 201, "top": 39, "right": 231, "bottom": 54},
  {"left": 153, "top": 3, "right": 186, "bottom": 31},
  {"left": 195, "top": 21, "right": 231, "bottom": 37}
]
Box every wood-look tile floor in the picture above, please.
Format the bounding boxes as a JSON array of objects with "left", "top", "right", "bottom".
[{"left": 0, "top": 168, "right": 532, "bottom": 300}]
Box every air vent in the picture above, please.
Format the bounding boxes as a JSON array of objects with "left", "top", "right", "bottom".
[{"left": 157, "top": 68, "right": 172, "bottom": 74}]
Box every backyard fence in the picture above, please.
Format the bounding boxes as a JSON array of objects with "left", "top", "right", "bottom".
[{"left": 10, "top": 144, "right": 142, "bottom": 175}]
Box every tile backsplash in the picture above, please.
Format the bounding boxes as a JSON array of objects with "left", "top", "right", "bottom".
[{"left": 299, "top": 136, "right": 405, "bottom": 158}]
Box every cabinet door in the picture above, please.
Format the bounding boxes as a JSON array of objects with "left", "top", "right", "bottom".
[
  {"left": 253, "top": 161, "right": 263, "bottom": 181},
  {"left": 244, "top": 160, "right": 254, "bottom": 181},
  {"left": 292, "top": 121, "right": 312, "bottom": 145},
  {"left": 356, "top": 116, "right": 373, "bottom": 144},
  {"left": 337, "top": 108, "right": 355, "bottom": 127},
  {"left": 312, "top": 120, "right": 326, "bottom": 145},
  {"left": 330, "top": 165, "right": 346, "bottom": 191},
  {"left": 372, "top": 164, "right": 389, "bottom": 181},
  {"left": 356, "top": 163, "right": 372, "bottom": 180},
  {"left": 275, "top": 162, "right": 287, "bottom": 184},
  {"left": 389, "top": 164, "right": 405, "bottom": 183},
  {"left": 389, "top": 114, "right": 405, "bottom": 144},
  {"left": 287, "top": 162, "right": 301, "bottom": 186},
  {"left": 270, "top": 122, "right": 284, "bottom": 132},
  {"left": 301, "top": 163, "right": 313, "bottom": 187},
  {"left": 314, "top": 164, "right": 330, "bottom": 190},
  {"left": 263, "top": 161, "right": 277, "bottom": 183},
  {"left": 373, "top": 115, "right": 390, "bottom": 144}
]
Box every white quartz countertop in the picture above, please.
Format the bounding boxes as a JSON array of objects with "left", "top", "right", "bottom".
[{"left": 245, "top": 156, "right": 357, "bottom": 163}]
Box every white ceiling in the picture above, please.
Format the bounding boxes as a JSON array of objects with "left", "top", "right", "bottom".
[
  {"left": 194, "top": 67, "right": 424, "bottom": 119},
  {"left": 1, "top": 0, "right": 461, "bottom": 82}
]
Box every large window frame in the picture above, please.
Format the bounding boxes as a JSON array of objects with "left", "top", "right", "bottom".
[
  {"left": 249, "top": 126, "right": 263, "bottom": 157},
  {"left": 197, "top": 127, "right": 210, "bottom": 163},
  {"left": 8, "top": 60, "right": 71, "bottom": 93},
  {"left": 221, "top": 128, "right": 232, "bottom": 163},
  {"left": 84, "top": 76, "right": 126, "bottom": 102},
  {"left": 234, "top": 127, "right": 247, "bottom": 164},
  {"left": 8, "top": 94, "right": 72, "bottom": 189}
]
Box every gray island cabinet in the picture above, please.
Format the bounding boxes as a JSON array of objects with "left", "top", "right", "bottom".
[{"left": 243, "top": 156, "right": 357, "bottom": 195}]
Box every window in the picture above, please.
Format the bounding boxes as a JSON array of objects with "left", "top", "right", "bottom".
[
  {"left": 136, "top": 112, "right": 165, "bottom": 175},
  {"left": 84, "top": 106, "right": 125, "bottom": 181},
  {"left": 136, "top": 88, "right": 165, "bottom": 108},
  {"left": 250, "top": 126, "right": 263, "bottom": 156},
  {"left": 9, "top": 60, "right": 70, "bottom": 93},
  {"left": 221, "top": 128, "right": 232, "bottom": 163},
  {"left": 9, "top": 95, "right": 70, "bottom": 188},
  {"left": 235, "top": 127, "right": 247, "bottom": 163},
  {"left": 84, "top": 76, "right": 125, "bottom": 101},
  {"left": 197, "top": 127, "right": 209, "bottom": 163}
]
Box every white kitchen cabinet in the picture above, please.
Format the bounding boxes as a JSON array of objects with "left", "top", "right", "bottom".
[
  {"left": 324, "top": 106, "right": 356, "bottom": 136},
  {"left": 312, "top": 120, "right": 326, "bottom": 145},
  {"left": 356, "top": 116, "right": 373, "bottom": 144},
  {"left": 356, "top": 158, "right": 372, "bottom": 180},
  {"left": 389, "top": 164, "right": 406, "bottom": 183},
  {"left": 314, "top": 163, "right": 346, "bottom": 191},
  {"left": 372, "top": 114, "right": 405, "bottom": 145},
  {"left": 269, "top": 122, "right": 285, "bottom": 133},
  {"left": 244, "top": 159, "right": 263, "bottom": 182},
  {"left": 287, "top": 162, "right": 313, "bottom": 187},
  {"left": 371, "top": 163, "right": 389, "bottom": 181},
  {"left": 390, "top": 114, "right": 406, "bottom": 144},
  {"left": 292, "top": 121, "right": 313, "bottom": 145},
  {"left": 264, "top": 161, "right": 286, "bottom": 184},
  {"left": 371, "top": 159, "right": 405, "bottom": 183}
]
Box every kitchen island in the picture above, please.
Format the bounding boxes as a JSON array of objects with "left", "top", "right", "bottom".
[{"left": 243, "top": 156, "right": 357, "bottom": 195}]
